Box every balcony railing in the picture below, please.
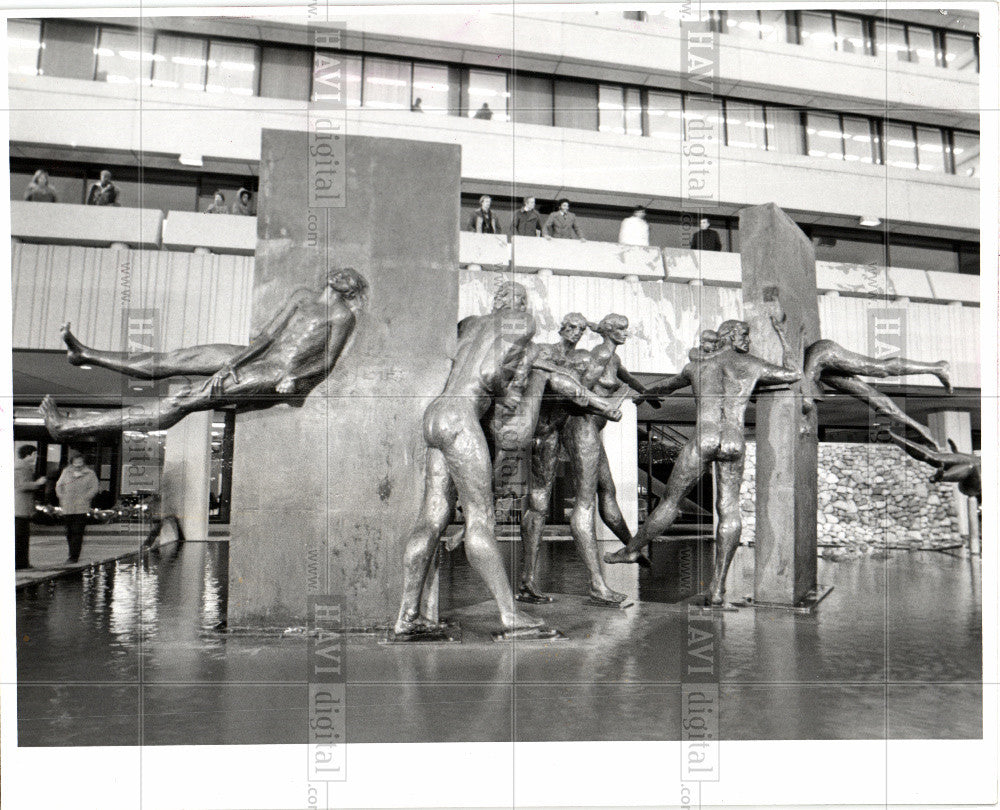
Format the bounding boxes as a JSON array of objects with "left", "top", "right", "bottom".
[{"left": 9, "top": 201, "right": 979, "bottom": 306}]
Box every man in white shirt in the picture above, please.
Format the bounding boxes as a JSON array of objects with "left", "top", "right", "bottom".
[{"left": 618, "top": 205, "right": 650, "bottom": 246}]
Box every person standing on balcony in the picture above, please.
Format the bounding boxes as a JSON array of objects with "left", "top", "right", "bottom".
[
  {"left": 469, "top": 195, "right": 500, "bottom": 234},
  {"left": 618, "top": 205, "right": 650, "bottom": 246},
  {"left": 14, "top": 445, "right": 47, "bottom": 570},
  {"left": 55, "top": 451, "right": 99, "bottom": 565},
  {"left": 86, "top": 170, "right": 119, "bottom": 206},
  {"left": 473, "top": 102, "right": 493, "bottom": 120},
  {"left": 510, "top": 196, "right": 542, "bottom": 237},
  {"left": 206, "top": 191, "right": 227, "bottom": 213},
  {"left": 231, "top": 187, "right": 254, "bottom": 216},
  {"left": 690, "top": 217, "right": 722, "bottom": 251},
  {"left": 24, "top": 170, "right": 57, "bottom": 202},
  {"left": 411, "top": 97, "right": 424, "bottom": 112},
  {"left": 543, "top": 199, "right": 586, "bottom": 241}
]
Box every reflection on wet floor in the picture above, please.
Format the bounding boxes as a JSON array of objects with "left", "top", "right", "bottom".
[{"left": 16, "top": 539, "right": 982, "bottom": 746}]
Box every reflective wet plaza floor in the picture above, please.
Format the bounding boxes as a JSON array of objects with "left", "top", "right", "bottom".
[{"left": 16, "top": 539, "right": 982, "bottom": 746}]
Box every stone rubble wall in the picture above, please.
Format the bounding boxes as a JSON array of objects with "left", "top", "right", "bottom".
[{"left": 739, "top": 441, "right": 962, "bottom": 549}]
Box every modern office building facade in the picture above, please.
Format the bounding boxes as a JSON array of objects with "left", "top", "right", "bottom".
[{"left": 7, "top": 9, "right": 982, "bottom": 544}]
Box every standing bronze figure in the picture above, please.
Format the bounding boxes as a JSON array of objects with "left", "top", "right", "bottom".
[
  {"left": 41, "top": 268, "right": 368, "bottom": 439},
  {"left": 605, "top": 318, "right": 801, "bottom": 606},
  {"left": 393, "top": 284, "right": 623, "bottom": 637}
]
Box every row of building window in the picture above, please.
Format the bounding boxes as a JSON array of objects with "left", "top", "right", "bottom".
[
  {"left": 622, "top": 9, "right": 979, "bottom": 72},
  {"left": 7, "top": 19, "right": 980, "bottom": 177}
]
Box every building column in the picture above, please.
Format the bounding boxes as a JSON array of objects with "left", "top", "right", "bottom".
[
  {"left": 927, "top": 410, "right": 973, "bottom": 537},
  {"left": 161, "top": 409, "right": 212, "bottom": 541}
]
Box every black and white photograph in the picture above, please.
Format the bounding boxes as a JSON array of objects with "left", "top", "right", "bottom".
[{"left": 1, "top": 2, "right": 996, "bottom": 809}]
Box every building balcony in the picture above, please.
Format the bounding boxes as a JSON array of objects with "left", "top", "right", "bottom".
[{"left": 8, "top": 76, "right": 979, "bottom": 237}]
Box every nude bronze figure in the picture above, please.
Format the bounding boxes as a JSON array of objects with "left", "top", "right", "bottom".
[
  {"left": 888, "top": 431, "right": 981, "bottom": 500},
  {"left": 605, "top": 317, "right": 801, "bottom": 606},
  {"left": 41, "top": 268, "right": 369, "bottom": 439},
  {"left": 393, "top": 283, "right": 624, "bottom": 637},
  {"left": 802, "top": 339, "right": 951, "bottom": 446}
]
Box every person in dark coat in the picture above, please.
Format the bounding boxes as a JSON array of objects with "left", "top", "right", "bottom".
[
  {"left": 14, "top": 445, "right": 47, "bottom": 569},
  {"left": 469, "top": 195, "right": 500, "bottom": 233},
  {"left": 690, "top": 217, "right": 722, "bottom": 251},
  {"left": 86, "top": 170, "right": 119, "bottom": 206},
  {"left": 230, "top": 187, "right": 254, "bottom": 215},
  {"left": 511, "top": 196, "right": 542, "bottom": 237}
]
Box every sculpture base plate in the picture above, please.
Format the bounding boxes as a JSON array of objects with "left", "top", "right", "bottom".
[
  {"left": 382, "top": 622, "right": 462, "bottom": 645},
  {"left": 585, "top": 597, "right": 634, "bottom": 610},
  {"left": 689, "top": 600, "right": 741, "bottom": 613},
  {"left": 491, "top": 627, "right": 567, "bottom": 643},
  {"left": 515, "top": 592, "right": 555, "bottom": 604},
  {"left": 742, "top": 584, "right": 834, "bottom": 614}
]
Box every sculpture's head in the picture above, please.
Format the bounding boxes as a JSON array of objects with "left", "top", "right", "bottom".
[
  {"left": 717, "top": 319, "right": 751, "bottom": 353},
  {"left": 593, "top": 313, "right": 629, "bottom": 345},
  {"left": 558, "top": 312, "right": 588, "bottom": 344},
  {"left": 327, "top": 267, "right": 369, "bottom": 303},
  {"left": 492, "top": 281, "right": 528, "bottom": 313},
  {"left": 698, "top": 329, "right": 719, "bottom": 353}
]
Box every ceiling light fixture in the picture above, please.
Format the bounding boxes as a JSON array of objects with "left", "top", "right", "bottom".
[{"left": 859, "top": 216, "right": 882, "bottom": 227}]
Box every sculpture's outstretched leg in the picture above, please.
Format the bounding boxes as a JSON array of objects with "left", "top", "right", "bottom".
[
  {"left": 40, "top": 384, "right": 212, "bottom": 440},
  {"left": 823, "top": 374, "right": 940, "bottom": 447},
  {"left": 605, "top": 437, "right": 709, "bottom": 564},
  {"left": 596, "top": 444, "right": 632, "bottom": 546},
  {"left": 61, "top": 322, "right": 241, "bottom": 379}
]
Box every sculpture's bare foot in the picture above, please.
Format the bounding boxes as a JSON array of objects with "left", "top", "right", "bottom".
[
  {"left": 392, "top": 610, "right": 421, "bottom": 636},
  {"left": 934, "top": 361, "right": 952, "bottom": 394},
  {"left": 588, "top": 585, "right": 627, "bottom": 605},
  {"left": 39, "top": 395, "right": 68, "bottom": 440},
  {"left": 500, "top": 609, "right": 544, "bottom": 631},
  {"left": 708, "top": 591, "right": 726, "bottom": 606},
  {"left": 61, "top": 322, "right": 88, "bottom": 366},
  {"left": 604, "top": 546, "right": 642, "bottom": 565},
  {"left": 516, "top": 584, "right": 554, "bottom": 604}
]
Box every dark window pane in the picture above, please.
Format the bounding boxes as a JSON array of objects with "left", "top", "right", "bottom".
[
  {"left": 951, "top": 131, "right": 979, "bottom": 177},
  {"left": 553, "top": 79, "right": 598, "bottom": 131},
  {"left": 805, "top": 112, "right": 844, "bottom": 160},
  {"left": 906, "top": 26, "right": 939, "bottom": 66},
  {"left": 206, "top": 40, "right": 258, "bottom": 97},
  {"left": 915, "top": 125, "right": 946, "bottom": 173},
  {"left": 842, "top": 116, "right": 875, "bottom": 164},
  {"left": 411, "top": 62, "right": 450, "bottom": 114},
  {"left": 834, "top": 15, "right": 865, "bottom": 53},
  {"left": 152, "top": 33, "right": 207, "bottom": 92},
  {"left": 467, "top": 69, "right": 507, "bottom": 121},
  {"left": 944, "top": 32, "right": 978, "bottom": 71},
  {"left": 725, "top": 100, "right": 766, "bottom": 150},
  {"left": 958, "top": 245, "right": 979, "bottom": 275},
  {"left": 512, "top": 74, "right": 551, "bottom": 126},
  {"left": 260, "top": 46, "right": 311, "bottom": 100},
  {"left": 799, "top": 11, "right": 836, "bottom": 50},
  {"left": 812, "top": 231, "right": 886, "bottom": 266},
  {"left": 95, "top": 27, "right": 153, "bottom": 86},
  {"left": 765, "top": 106, "right": 803, "bottom": 154},
  {"left": 8, "top": 19, "right": 42, "bottom": 77},
  {"left": 891, "top": 242, "right": 958, "bottom": 273},
  {"left": 39, "top": 20, "right": 96, "bottom": 80}
]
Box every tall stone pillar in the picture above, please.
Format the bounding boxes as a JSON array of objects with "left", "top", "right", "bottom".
[
  {"left": 740, "top": 203, "right": 821, "bottom": 607},
  {"left": 228, "top": 131, "right": 459, "bottom": 628},
  {"left": 927, "top": 410, "right": 973, "bottom": 536},
  {"left": 161, "top": 402, "right": 211, "bottom": 541}
]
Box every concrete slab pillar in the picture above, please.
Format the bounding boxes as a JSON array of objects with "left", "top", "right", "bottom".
[
  {"left": 228, "top": 132, "right": 459, "bottom": 628},
  {"left": 927, "top": 410, "right": 973, "bottom": 536},
  {"left": 161, "top": 408, "right": 212, "bottom": 542},
  {"left": 741, "top": 203, "right": 821, "bottom": 607}
]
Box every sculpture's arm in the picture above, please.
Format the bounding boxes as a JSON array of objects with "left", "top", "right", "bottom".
[
  {"left": 644, "top": 367, "right": 692, "bottom": 397},
  {"left": 754, "top": 359, "right": 802, "bottom": 387},
  {"left": 770, "top": 313, "right": 800, "bottom": 372}
]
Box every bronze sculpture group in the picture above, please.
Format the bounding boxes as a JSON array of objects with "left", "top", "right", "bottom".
[{"left": 41, "top": 269, "right": 967, "bottom": 635}]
